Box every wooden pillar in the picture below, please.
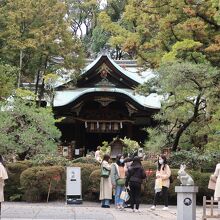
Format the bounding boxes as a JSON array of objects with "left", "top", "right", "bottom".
[
  {"left": 75, "top": 121, "right": 80, "bottom": 150},
  {"left": 127, "top": 123, "right": 133, "bottom": 139}
]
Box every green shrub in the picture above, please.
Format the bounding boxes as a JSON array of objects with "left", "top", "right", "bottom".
[
  {"left": 5, "top": 161, "right": 32, "bottom": 201},
  {"left": 31, "top": 154, "right": 71, "bottom": 166},
  {"left": 87, "top": 169, "right": 101, "bottom": 201},
  {"left": 72, "top": 157, "right": 100, "bottom": 165},
  {"left": 20, "top": 166, "right": 65, "bottom": 202},
  {"left": 168, "top": 150, "right": 219, "bottom": 171}
]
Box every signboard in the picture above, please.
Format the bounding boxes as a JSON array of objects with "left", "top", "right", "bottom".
[
  {"left": 66, "top": 167, "right": 82, "bottom": 204},
  {"left": 75, "top": 149, "right": 80, "bottom": 155}
]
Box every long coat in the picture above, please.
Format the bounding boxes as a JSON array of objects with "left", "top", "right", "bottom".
[
  {"left": 99, "top": 161, "right": 112, "bottom": 200},
  {"left": 0, "top": 163, "right": 8, "bottom": 202},
  {"left": 111, "top": 163, "right": 119, "bottom": 186},
  {"left": 156, "top": 164, "right": 171, "bottom": 188},
  {"left": 214, "top": 163, "right": 220, "bottom": 199}
]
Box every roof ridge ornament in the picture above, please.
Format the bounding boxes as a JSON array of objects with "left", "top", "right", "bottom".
[{"left": 99, "top": 47, "right": 111, "bottom": 56}]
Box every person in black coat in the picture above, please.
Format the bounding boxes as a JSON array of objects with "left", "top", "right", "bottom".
[{"left": 125, "top": 156, "right": 146, "bottom": 212}]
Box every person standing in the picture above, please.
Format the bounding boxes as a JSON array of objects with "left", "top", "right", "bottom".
[
  {"left": 125, "top": 156, "right": 146, "bottom": 212},
  {"left": 213, "top": 163, "right": 220, "bottom": 214},
  {"left": 111, "top": 154, "right": 126, "bottom": 210},
  {"left": 150, "top": 155, "right": 171, "bottom": 211},
  {"left": 0, "top": 155, "right": 8, "bottom": 216},
  {"left": 95, "top": 146, "right": 102, "bottom": 163},
  {"left": 100, "top": 154, "right": 112, "bottom": 208}
]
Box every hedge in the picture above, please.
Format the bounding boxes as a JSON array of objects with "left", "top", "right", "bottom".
[
  {"left": 19, "top": 162, "right": 99, "bottom": 202},
  {"left": 72, "top": 157, "right": 100, "bottom": 165},
  {"left": 5, "top": 160, "right": 214, "bottom": 204},
  {"left": 20, "top": 166, "right": 65, "bottom": 202},
  {"left": 5, "top": 161, "right": 32, "bottom": 201},
  {"left": 87, "top": 169, "right": 101, "bottom": 200}
]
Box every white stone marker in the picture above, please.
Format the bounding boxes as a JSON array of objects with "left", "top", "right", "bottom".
[{"left": 175, "top": 186, "right": 198, "bottom": 220}]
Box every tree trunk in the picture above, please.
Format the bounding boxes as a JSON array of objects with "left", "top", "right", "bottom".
[
  {"left": 172, "top": 117, "right": 195, "bottom": 151},
  {"left": 17, "top": 49, "right": 23, "bottom": 88},
  {"left": 35, "top": 55, "right": 43, "bottom": 96},
  {"left": 172, "top": 92, "right": 202, "bottom": 151},
  {"left": 38, "top": 56, "right": 48, "bottom": 107},
  {"left": 35, "top": 69, "right": 41, "bottom": 96}
]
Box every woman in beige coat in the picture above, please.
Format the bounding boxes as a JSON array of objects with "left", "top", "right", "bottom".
[
  {"left": 213, "top": 163, "right": 220, "bottom": 213},
  {"left": 150, "top": 155, "right": 171, "bottom": 211},
  {"left": 99, "top": 154, "right": 112, "bottom": 208},
  {"left": 213, "top": 163, "right": 220, "bottom": 199},
  {"left": 0, "top": 155, "right": 8, "bottom": 215}
]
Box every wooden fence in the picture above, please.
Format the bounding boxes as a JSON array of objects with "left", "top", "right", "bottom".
[{"left": 202, "top": 196, "right": 220, "bottom": 220}]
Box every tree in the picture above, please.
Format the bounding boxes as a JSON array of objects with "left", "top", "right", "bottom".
[
  {"left": 142, "top": 61, "right": 219, "bottom": 151},
  {"left": 0, "top": 63, "right": 18, "bottom": 99},
  {"left": 99, "top": 0, "right": 220, "bottom": 66},
  {"left": 65, "top": 0, "right": 100, "bottom": 57},
  {"left": 98, "top": 0, "right": 220, "bottom": 152},
  {"left": 205, "top": 107, "right": 220, "bottom": 152},
  {"left": 0, "top": 98, "right": 61, "bottom": 159},
  {"left": 91, "top": 26, "right": 110, "bottom": 54},
  {"left": 66, "top": 0, "right": 99, "bottom": 38},
  {"left": 0, "top": 0, "right": 84, "bottom": 92}
]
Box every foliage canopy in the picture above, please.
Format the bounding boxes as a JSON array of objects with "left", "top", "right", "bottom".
[{"left": 0, "top": 99, "right": 61, "bottom": 159}]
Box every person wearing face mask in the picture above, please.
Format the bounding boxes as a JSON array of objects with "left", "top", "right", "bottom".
[
  {"left": 111, "top": 154, "right": 126, "bottom": 210},
  {"left": 150, "top": 154, "right": 171, "bottom": 211}
]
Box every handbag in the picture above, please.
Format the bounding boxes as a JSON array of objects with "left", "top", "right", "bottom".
[
  {"left": 116, "top": 178, "right": 126, "bottom": 186},
  {"left": 155, "top": 178, "right": 162, "bottom": 192},
  {"left": 208, "top": 175, "right": 217, "bottom": 190},
  {"left": 101, "top": 167, "right": 110, "bottom": 178},
  {"left": 120, "top": 188, "right": 130, "bottom": 202}
]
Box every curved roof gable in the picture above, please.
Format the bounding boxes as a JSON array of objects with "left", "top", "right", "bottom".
[
  {"left": 77, "top": 55, "right": 144, "bottom": 88},
  {"left": 81, "top": 55, "right": 143, "bottom": 84},
  {"left": 53, "top": 88, "right": 161, "bottom": 110}
]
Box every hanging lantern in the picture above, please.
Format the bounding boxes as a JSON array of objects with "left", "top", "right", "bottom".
[
  {"left": 109, "top": 123, "right": 111, "bottom": 130},
  {"left": 96, "top": 121, "right": 99, "bottom": 129},
  {"left": 85, "top": 121, "right": 88, "bottom": 128},
  {"left": 120, "top": 122, "right": 123, "bottom": 129}
]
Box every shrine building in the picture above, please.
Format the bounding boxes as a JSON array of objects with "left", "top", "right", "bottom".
[{"left": 53, "top": 54, "right": 161, "bottom": 155}]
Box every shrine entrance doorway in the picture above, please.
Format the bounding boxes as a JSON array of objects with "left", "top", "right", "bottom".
[{"left": 55, "top": 94, "right": 150, "bottom": 153}]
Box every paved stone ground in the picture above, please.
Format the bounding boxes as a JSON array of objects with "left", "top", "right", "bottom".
[{"left": 1, "top": 201, "right": 205, "bottom": 220}]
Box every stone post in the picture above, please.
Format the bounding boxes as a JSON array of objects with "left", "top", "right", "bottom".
[{"left": 175, "top": 186, "right": 198, "bottom": 220}]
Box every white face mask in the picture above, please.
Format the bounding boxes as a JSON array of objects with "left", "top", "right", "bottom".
[
  {"left": 159, "top": 159, "right": 164, "bottom": 164},
  {"left": 120, "top": 159, "right": 124, "bottom": 163}
]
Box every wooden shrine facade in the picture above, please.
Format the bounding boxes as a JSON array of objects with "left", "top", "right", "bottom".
[{"left": 53, "top": 55, "right": 160, "bottom": 157}]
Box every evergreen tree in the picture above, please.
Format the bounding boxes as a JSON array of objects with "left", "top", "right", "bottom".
[
  {"left": 0, "top": 0, "right": 84, "bottom": 91},
  {"left": 0, "top": 98, "right": 61, "bottom": 159}
]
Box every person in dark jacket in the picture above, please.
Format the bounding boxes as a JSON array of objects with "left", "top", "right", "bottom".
[{"left": 125, "top": 156, "right": 146, "bottom": 212}]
